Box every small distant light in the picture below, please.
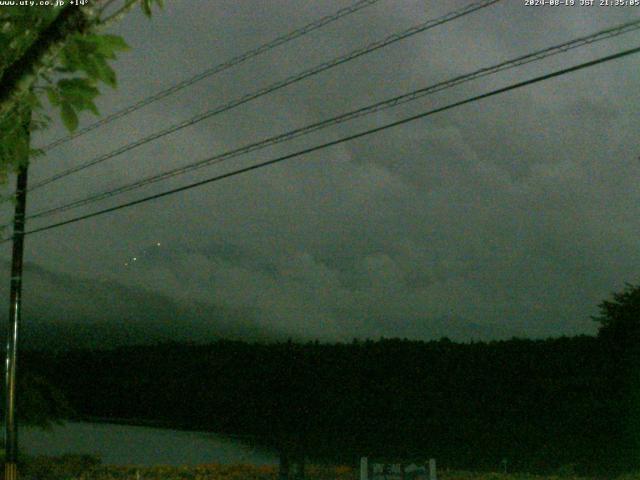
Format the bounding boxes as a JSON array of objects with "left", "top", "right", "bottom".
[
  {"left": 133, "top": 257, "right": 137, "bottom": 261},
  {"left": 156, "top": 242, "right": 161, "bottom": 246}
]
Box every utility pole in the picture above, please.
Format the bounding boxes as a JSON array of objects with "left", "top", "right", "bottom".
[{"left": 4, "top": 108, "right": 30, "bottom": 480}]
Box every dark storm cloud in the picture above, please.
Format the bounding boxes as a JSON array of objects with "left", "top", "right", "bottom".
[{"left": 1, "top": 0, "right": 639, "bottom": 344}]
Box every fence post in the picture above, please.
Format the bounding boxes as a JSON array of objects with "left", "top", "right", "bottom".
[
  {"left": 360, "top": 457, "right": 368, "bottom": 480},
  {"left": 429, "top": 459, "right": 436, "bottom": 480}
]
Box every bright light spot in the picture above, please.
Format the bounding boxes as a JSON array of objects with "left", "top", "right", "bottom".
[
  {"left": 156, "top": 242, "right": 161, "bottom": 246},
  {"left": 133, "top": 257, "right": 137, "bottom": 261}
]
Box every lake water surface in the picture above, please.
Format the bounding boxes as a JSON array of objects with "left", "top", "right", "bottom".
[{"left": 21, "top": 421, "right": 279, "bottom": 466}]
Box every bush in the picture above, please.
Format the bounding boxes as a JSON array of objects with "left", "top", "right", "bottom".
[{"left": 22, "top": 454, "right": 101, "bottom": 480}]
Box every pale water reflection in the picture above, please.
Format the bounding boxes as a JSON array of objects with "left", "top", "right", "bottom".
[{"left": 21, "top": 422, "right": 279, "bottom": 466}]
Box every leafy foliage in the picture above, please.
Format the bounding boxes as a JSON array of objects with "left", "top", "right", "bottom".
[
  {"left": 0, "top": 102, "right": 31, "bottom": 182},
  {"left": 0, "top": 0, "right": 162, "bottom": 181},
  {"left": 45, "top": 31, "right": 131, "bottom": 130}
]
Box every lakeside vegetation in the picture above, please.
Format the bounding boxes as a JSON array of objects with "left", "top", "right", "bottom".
[
  {"left": 12, "top": 455, "right": 640, "bottom": 480},
  {"left": 19, "top": 332, "right": 638, "bottom": 476},
  {"left": 14, "top": 283, "right": 640, "bottom": 476}
]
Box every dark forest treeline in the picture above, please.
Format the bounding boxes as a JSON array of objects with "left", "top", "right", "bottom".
[{"left": 21, "top": 334, "right": 640, "bottom": 475}]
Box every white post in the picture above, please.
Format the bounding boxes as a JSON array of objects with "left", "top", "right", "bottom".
[
  {"left": 429, "top": 459, "right": 436, "bottom": 480},
  {"left": 361, "top": 457, "right": 369, "bottom": 480}
]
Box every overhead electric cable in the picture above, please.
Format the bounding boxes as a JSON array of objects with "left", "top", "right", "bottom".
[
  {"left": 23, "top": 18, "right": 640, "bottom": 222},
  {"left": 5, "top": 43, "right": 639, "bottom": 243},
  {"left": 39, "top": 0, "right": 383, "bottom": 152},
  {"left": 29, "top": 0, "right": 501, "bottom": 191}
]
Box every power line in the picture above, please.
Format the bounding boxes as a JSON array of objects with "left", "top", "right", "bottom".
[
  {"left": 29, "top": 0, "right": 501, "bottom": 191},
  {"left": 23, "top": 18, "right": 640, "bottom": 223},
  {"left": 38, "top": 0, "right": 383, "bottom": 152},
  {"left": 5, "top": 44, "right": 639, "bottom": 243}
]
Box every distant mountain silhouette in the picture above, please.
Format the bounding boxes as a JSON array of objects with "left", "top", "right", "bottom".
[
  {"left": 0, "top": 259, "right": 519, "bottom": 348},
  {"left": 0, "top": 261, "right": 281, "bottom": 349}
]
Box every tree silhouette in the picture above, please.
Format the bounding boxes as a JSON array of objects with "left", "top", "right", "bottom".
[
  {"left": 593, "top": 282, "right": 640, "bottom": 349},
  {"left": 592, "top": 283, "right": 640, "bottom": 469}
]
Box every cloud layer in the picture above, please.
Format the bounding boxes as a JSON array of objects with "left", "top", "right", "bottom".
[{"left": 1, "top": 0, "right": 639, "bottom": 345}]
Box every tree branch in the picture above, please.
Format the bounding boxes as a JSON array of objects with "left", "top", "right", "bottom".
[{"left": 98, "top": 0, "right": 138, "bottom": 27}]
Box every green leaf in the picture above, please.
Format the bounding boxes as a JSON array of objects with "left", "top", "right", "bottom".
[
  {"left": 60, "top": 103, "right": 78, "bottom": 132},
  {"left": 86, "top": 101, "right": 99, "bottom": 116},
  {"left": 58, "top": 78, "right": 99, "bottom": 100},
  {"left": 97, "top": 34, "right": 129, "bottom": 53},
  {"left": 60, "top": 42, "right": 82, "bottom": 71},
  {"left": 79, "top": 54, "right": 101, "bottom": 80},
  {"left": 92, "top": 59, "right": 116, "bottom": 87},
  {"left": 96, "top": 61, "right": 117, "bottom": 88},
  {"left": 56, "top": 78, "right": 101, "bottom": 117}
]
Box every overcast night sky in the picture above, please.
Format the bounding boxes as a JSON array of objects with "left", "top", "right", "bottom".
[{"left": 1, "top": 0, "right": 639, "bottom": 347}]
